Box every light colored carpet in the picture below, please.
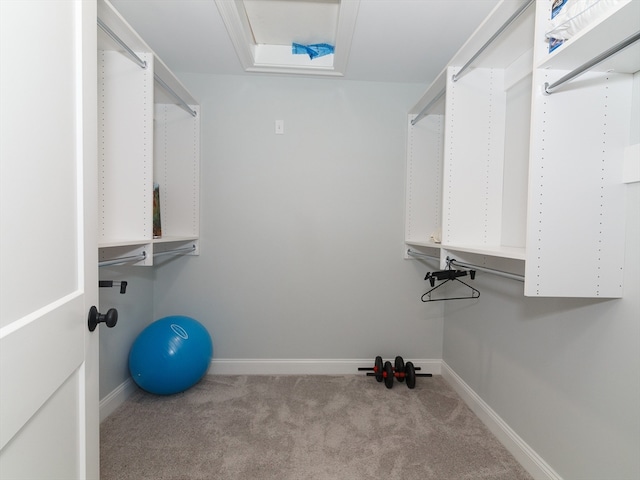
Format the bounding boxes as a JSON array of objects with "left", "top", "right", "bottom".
[{"left": 101, "top": 375, "right": 533, "bottom": 480}]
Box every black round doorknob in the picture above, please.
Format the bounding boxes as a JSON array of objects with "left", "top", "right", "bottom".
[{"left": 87, "top": 306, "right": 118, "bottom": 332}]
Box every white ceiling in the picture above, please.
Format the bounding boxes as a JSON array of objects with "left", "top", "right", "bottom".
[
  {"left": 243, "top": 0, "right": 340, "bottom": 45},
  {"left": 109, "top": 0, "right": 501, "bottom": 84}
]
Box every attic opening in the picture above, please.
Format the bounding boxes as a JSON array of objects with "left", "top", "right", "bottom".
[{"left": 215, "top": 0, "right": 360, "bottom": 77}]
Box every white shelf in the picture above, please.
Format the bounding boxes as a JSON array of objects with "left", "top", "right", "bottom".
[
  {"left": 406, "top": 240, "right": 442, "bottom": 249},
  {"left": 524, "top": 0, "right": 634, "bottom": 297},
  {"left": 404, "top": 112, "right": 443, "bottom": 247},
  {"left": 153, "top": 236, "right": 198, "bottom": 244},
  {"left": 442, "top": 244, "right": 526, "bottom": 261},
  {"left": 97, "top": 0, "right": 200, "bottom": 266},
  {"left": 405, "top": 0, "right": 534, "bottom": 282},
  {"left": 536, "top": 0, "right": 640, "bottom": 74},
  {"left": 100, "top": 237, "right": 199, "bottom": 249},
  {"left": 404, "top": 0, "right": 632, "bottom": 297},
  {"left": 99, "top": 239, "right": 149, "bottom": 249}
]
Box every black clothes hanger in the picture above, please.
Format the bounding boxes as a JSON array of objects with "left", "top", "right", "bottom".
[{"left": 421, "top": 260, "right": 480, "bottom": 302}]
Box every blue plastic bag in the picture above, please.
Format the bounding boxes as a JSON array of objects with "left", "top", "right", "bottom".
[{"left": 292, "top": 43, "right": 334, "bottom": 59}]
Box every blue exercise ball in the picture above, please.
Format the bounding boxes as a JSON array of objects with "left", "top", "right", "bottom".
[{"left": 129, "top": 315, "right": 213, "bottom": 395}]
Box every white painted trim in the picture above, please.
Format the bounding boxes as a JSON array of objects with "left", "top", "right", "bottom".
[
  {"left": 214, "top": 0, "right": 255, "bottom": 71},
  {"left": 214, "top": 0, "right": 359, "bottom": 77},
  {"left": 331, "top": 0, "right": 360, "bottom": 74},
  {"left": 441, "top": 362, "right": 563, "bottom": 480},
  {"left": 99, "top": 378, "right": 137, "bottom": 423},
  {"left": 208, "top": 358, "right": 442, "bottom": 376}
]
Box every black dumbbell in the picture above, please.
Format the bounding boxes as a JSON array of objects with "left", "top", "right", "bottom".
[
  {"left": 391, "top": 356, "right": 418, "bottom": 383},
  {"left": 359, "top": 357, "right": 395, "bottom": 388},
  {"left": 383, "top": 360, "right": 394, "bottom": 389},
  {"left": 383, "top": 356, "right": 433, "bottom": 389},
  {"left": 394, "top": 356, "right": 405, "bottom": 382},
  {"left": 358, "top": 356, "right": 384, "bottom": 382},
  {"left": 360, "top": 356, "right": 432, "bottom": 389},
  {"left": 404, "top": 361, "right": 433, "bottom": 389}
]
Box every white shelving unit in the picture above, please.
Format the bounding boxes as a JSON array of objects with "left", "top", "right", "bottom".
[
  {"left": 526, "top": 0, "right": 638, "bottom": 297},
  {"left": 97, "top": 0, "right": 200, "bottom": 267},
  {"left": 405, "top": 113, "right": 443, "bottom": 247},
  {"left": 405, "top": 0, "right": 639, "bottom": 297}
]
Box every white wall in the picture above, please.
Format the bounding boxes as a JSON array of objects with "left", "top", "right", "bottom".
[
  {"left": 98, "top": 71, "right": 639, "bottom": 479},
  {"left": 443, "top": 70, "right": 640, "bottom": 480},
  {"left": 98, "top": 266, "right": 154, "bottom": 399},
  {"left": 151, "top": 74, "right": 442, "bottom": 361},
  {"left": 442, "top": 184, "right": 640, "bottom": 480}
]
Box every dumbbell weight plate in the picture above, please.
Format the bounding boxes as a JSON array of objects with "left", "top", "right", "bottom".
[
  {"left": 405, "top": 361, "right": 416, "bottom": 389},
  {"left": 374, "top": 356, "right": 384, "bottom": 382},
  {"left": 395, "top": 356, "right": 405, "bottom": 382},
  {"left": 384, "top": 361, "right": 394, "bottom": 389}
]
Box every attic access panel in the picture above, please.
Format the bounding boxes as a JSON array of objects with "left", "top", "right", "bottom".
[{"left": 215, "top": 0, "right": 360, "bottom": 76}]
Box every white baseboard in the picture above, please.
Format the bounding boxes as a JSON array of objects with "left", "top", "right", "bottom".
[
  {"left": 100, "top": 378, "right": 137, "bottom": 423},
  {"left": 441, "top": 361, "right": 562, "bottom": 480},
  {"left": 208, "top": 358, "right": 442, "bottom": 376}
]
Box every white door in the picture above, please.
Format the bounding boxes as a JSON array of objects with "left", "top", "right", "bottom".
[{"left": 0, "top": 1, "right": 99, "bottom": 479}]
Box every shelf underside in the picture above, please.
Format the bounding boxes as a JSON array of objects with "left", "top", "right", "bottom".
[{"left": 405, "top": 241, "right": 526, "bottom": 261}]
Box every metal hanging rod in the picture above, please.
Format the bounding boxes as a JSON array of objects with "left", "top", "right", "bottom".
[
  {"left": 544, "top": 31, "right": 640, "bottom": 94},
  {"left": 153, "top": 244, "right": 197, "bottom": 258},
  {"left": 447, "top": 257, "right": 524, "bottom": 282},
  {"left": 97, "top": 17, "right": 147, "bottom": 69},
  {"left": 407, "top": 249, "right": 523, "bottom": 282},
  {"left": 98, "top": 244, "right": 196, "bottom": 267},
  {"left": 154, "top": 74, "right": 197, "bottom": 117},
  {"left": 98, "top": 251, "right": 147, "bottom": 268},
  {"left": 452, "top": 0, "right": 534, "bottom": 83},
  {"left": 97, "top": 18, "right": 196, "bottom": 117},
  {"left": 410, "top": 88, "right": 446, "bottom": 126},
  {"left": 406, "top": 249, "right": 440, "bottom": 262}
]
